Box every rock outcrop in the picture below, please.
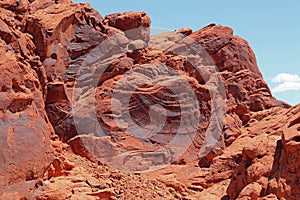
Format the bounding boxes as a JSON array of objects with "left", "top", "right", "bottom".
[
  {"left": 0, "top": 0, "right": 299, "bottom": 199},
  {"left": 0, "top": 3, "right": 54, "bottom": 197}
]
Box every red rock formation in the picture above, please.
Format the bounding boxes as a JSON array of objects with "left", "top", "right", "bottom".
[
  {"left": 103, "top": 11, "right": 151, "bottom": 42},
  {"left": 0, "top": 0, "right": 299, "bottom": 199},
  {"left": 0, "top": 3, "right": 54, "bottom": 197},
  {"left": 268, "top": 110, "right": 300, "bottom": 199}
]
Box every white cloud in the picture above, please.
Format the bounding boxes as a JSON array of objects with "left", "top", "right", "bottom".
[
  {"left": 271, "top": 73, "right": 300, "bottom": 93},
  {"left": 272, "top": 81, "right": 300, "bottom": 93},
  {"left": 271, "top": 73, "right": 300, "bottom": 83}
]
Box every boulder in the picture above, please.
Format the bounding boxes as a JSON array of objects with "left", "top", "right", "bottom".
[{"left": 103, "top": 11, "right": 151, "bottom": 42}]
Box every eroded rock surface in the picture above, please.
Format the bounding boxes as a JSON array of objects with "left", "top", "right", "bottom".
[
  {"left": 0, "top": 0, "right": 299, "bottom": 199},
  {"left": 0, "top": 6, "right": 54, "bottom": 197}
]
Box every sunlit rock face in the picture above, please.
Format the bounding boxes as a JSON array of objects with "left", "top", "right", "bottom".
[
  {"left": 0, "top": 10, "right": 54, "bottom": 197},
  {"left": 1, "top": 0, "right": 298, "bottom": 199},
  {"left": 71, "top": 30, "right": 221, "bottom": 171},
  {"left": 267, "top": 113, "right": 300, "bottom": 199}
]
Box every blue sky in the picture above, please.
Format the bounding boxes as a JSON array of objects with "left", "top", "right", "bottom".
[{"left": 74, "top": 0, "right": 300, "bottom": 105}]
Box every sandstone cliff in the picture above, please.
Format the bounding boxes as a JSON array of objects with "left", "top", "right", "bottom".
[{"left": 0, "top": 0, "right": 299, "bottom": 199}]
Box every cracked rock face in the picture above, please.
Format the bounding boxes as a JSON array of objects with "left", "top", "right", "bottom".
[
  {"left": 267, "top": 113, "right": 300, "bottom": 199},
  {"left": 0, "top": 18, "right": 53, "bottom": 196},
  {"left": 0, "top": 0, "right": 299, "bottom": 199}
]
